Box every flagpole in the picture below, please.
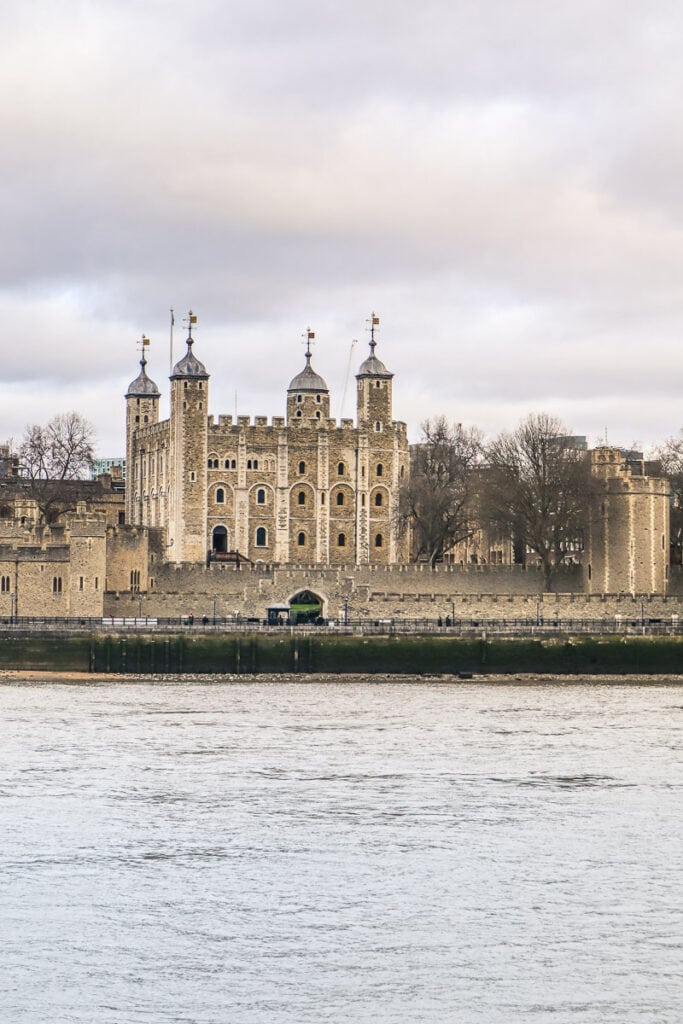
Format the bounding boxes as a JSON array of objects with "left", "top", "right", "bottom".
[{"left": 169, "top": 308, "right": 175, "bottom": 373}]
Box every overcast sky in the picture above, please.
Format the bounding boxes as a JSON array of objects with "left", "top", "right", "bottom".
[{"left": 2, "top": 0, "right": 683, "bottom": 457}]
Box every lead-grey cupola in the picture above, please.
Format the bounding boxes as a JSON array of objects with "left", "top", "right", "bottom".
[
  {"left": 356, "top": 337, "right": 393, "bottom": 379},
  {"left": 171, "top": 316, "right": 208, "bottom": 380},
  {"left": 126, "top": 353, "right": 160, "bottom": 398},
  {"left": 287, "top": 350, "right": 329, "bottom": 394}
]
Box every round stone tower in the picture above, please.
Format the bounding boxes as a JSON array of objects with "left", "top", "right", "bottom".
[
  {"left": 168, "top": 315, "right": 210, "bottom": 563},
  {"left": 355, "top": 321, "right": 393, "bottom": 430},
  {"left": 286, "top": 333, "right": 330, "bottom": 425},
  {"left": 125, "top": 340, "right": 160, "bottom": 524}
]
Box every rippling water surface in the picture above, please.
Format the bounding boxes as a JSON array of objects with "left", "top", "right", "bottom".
[{"left": 1, "top": 679, "right": 681, "bottom": 1023}]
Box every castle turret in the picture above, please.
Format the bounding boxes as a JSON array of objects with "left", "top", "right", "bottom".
[
  {"left": 286, "top": 330, "right": 330, "bottom": 425},
  {"left": 125, "top": 338, "right": 160, "bottom": 524},
  {"left": 587, "top": 447, "right": 670, "bottom": 595},
  {"left": 168, "top": 314, "right": 209, "bottom": 563},
  {"left": 355, "top": 316, "right": 393, "bottom": 430}
]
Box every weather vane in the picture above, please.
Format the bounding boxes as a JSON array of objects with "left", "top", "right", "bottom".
[
  {"left": 366, "top": 313, "right": 380, "bottom": 350},
  {"left": 301, "top": 327, "right": 315, "bottom": 358},
  {"left": 184, "top": 310, "right": 198, "bottom": 338},
  {"left": 137, "top": 333, "right": 151, "bottom": 364}
]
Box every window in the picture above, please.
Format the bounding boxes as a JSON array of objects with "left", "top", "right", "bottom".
[
  {"left": 247, "top": 460, "right": 252, "bottom": 469},
  {"left": 130, "top": 570, "right": 140, "bottom": 591},
  {"left": 298, "top": 491, "right": 306, "bottom": 505},
  {"left": 189, "top": 471, "right": 196, "bottom": 482},
  {"left": 316, "top": 394, "right": 321, "bottom": 403},
  {"left": 336, "top": 492, "right": 344, "bottom": 506},
  {"left": 118, "top": 511, "right": 126, "bottom": 525},
  {"left": 253, "top": 459, "right": 258, "bottom": 469},
  {"left": 0, "top": 576, "right": 9, "bottom": 592},
  {"left": 257, "top": 488, "right": 265, "bottom": 505},
  {"left": 321, "top": 493, "right": 325, "bottom": 505},
  {"left": 375, "top": 421, "right": 382, "bottom": 432},
  {"left": 298, "top": 460, "right": 306, "bottom": 474},
  {"left": 337, "top": 533, "right": 346, "bottom": 547},
  {"left": 376, "top": 380, "right": 381, "bottom": 388},
  {"left": 337, "top": 462, "right": 345, "bottom": 475},
  {"left": 297, "top": 532, "right": 306, "bottom": 546},
  {"left": 315, "top": 411, "right": 321, "bottom": 420},
  {"left": 376, "top": 463, "right": 383, "bottom": 477},
  {"left": 375, "top": 493, "right": 383, "bottom": 507},
  {"left": 297, "top": 394, "right": 303, "bottom": 403},
  {"left": 231, "top": 459, "right": 236, "bottom": 469},
  {"left": 256, "top": 527, "right": 267, "bottom": 547},
  {"left": 79, "top": 577, "right": 84, "bottom": 591},
  {"left": 375, "top": 533, "right": 383, "bottom": 548},
  {"left": 216, "top": 488, "right": 225, "bottom": 504},
  {"left": 296, "top": 410, "right": 302, "bottom": 418},
  {"left": 94, "top": 577, "right": 99, "bottom": 591},
  {"left": 53, "top": 577, "right": 63, "bottom": 594},
  {"left": 361, "top": 494, "right": 366, "bottom": 507}
]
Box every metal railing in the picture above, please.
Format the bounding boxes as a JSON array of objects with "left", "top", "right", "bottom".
[{"left": 0, "top": 615, "right": 681, "bottom": 636}]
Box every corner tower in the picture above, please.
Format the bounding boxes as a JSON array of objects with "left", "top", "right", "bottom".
[
  {"left": 355, "top": 315, "right": 393, "bottom": 429},
  {"left": 168, "top": 313, "right": 209, "bottom": 563},
  {"left": 286, "top": 330, "right": 330, "bottom": 425},
  {"left": 125, "top": 337, "right": 160, "bottom": 524}
]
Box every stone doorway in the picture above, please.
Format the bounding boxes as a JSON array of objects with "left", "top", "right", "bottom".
[{"left": 289, "top": 589, "right": 323, "bottom": 624}]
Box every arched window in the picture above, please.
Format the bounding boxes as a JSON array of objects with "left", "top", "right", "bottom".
[
  {"left": 375, "top": 493, "right": 383, "bottom": 507},
  {"left": 298, "top": 491, "right": 306, "bottom": 505},
  {"left": 375, "top": 421, "right": 382, "bottom": 432},
  {"left": 375, "top": 533, "right": 383, "bottom": 548},
  {"left": 253, "top": 459, "right": 258, "bottom": 469},
  {"left": 256, "top": 527, "right": 267, "bottom": 547},
  {"left": 247, "top": 459, "right": 252, "bottom": 469},
  {"left": 376, "top": 463, "right": 383, "bottom": 476},
  {"left": 315, "top": 411, "right": 321, "bottom": 420},
  {"left": 297, "top": 532, "right": 306, "bottom": 546},
  {"left": 298, "top": 460, "right": 306, "bottom": 474},
  {"left": 257, "top": 488, "right": 265, "bottom": 505},
  {"left": 297, "top": 394, "right": 303, "bottom": 403},
  {"left": 216, "top": 488, "right": 225, "bottom": 504},
  {"left": 337, "top": 533, "right": 346, "bottom": 547},
  {"left": 231, "top": 459, "right": 236, "bottom": 469},
  {"left": 337, "top": 462, "right": 345, "bottom": 475},
  {"left": 336, "top": 492, "right": 344, "bottom": 506},
  {"left": 296, "top": 410, "right": 302, "bottom": 418}
]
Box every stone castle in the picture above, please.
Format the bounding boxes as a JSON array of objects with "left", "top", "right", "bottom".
[
  {"left": 0, "top": 315, "right": 674, "bottom": 621},
  {"left": 125, "top": 320, "right": 410, "bottom": 566}
]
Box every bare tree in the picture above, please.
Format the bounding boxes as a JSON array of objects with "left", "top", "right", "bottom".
[
  {"left": 654, "top": 432, "right": 683, "bottom": 564},
  {"left": 397, "top": 416, "right": 483, "bottom": 567},
  {"left": 484, "top": 413, "right": 593, "bottom": 591},
  {"left": 18, "top": 412, "right": 96, "bottom": 523}
]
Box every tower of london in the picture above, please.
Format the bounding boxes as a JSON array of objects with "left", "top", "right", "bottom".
[{"left": 125, "top": 318, "right": 410, "bottom": 566}]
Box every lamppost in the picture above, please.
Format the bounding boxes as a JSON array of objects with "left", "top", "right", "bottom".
[
  {"left": 343, "top": 597, "right": 349, "bottom": 627},
  {"left": 213, "top": 594, "right": 218, "bottom": 626},
  {"left": 138, "top": 593, "right": 143, "bottom": 620}
]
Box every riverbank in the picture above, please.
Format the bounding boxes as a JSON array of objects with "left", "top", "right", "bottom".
[
  {"left": 2, "top": 630, "right": 683, "bottom": 675},
  {"left": 1, "top": 669, "right": 683, "bottom": 685}
]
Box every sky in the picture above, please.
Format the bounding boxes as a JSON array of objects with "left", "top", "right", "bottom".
[{"left": 2, "top": 0, "right": 683, "bottom": 457}]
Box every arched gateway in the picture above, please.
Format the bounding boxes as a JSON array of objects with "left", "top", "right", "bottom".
[{"left": 289, "top": 589, "right": 324, "bottom": 624}]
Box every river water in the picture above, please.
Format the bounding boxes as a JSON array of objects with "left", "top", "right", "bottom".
[{"left": 1, "top": 679, "right": 681, "bottom": 1023}]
